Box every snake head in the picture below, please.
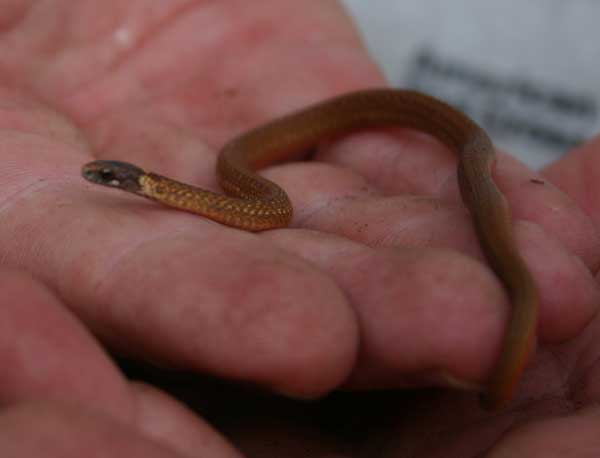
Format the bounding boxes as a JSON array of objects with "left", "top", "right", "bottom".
[{"left": 82, "top": 160, "right": 145, "bottom": 194}]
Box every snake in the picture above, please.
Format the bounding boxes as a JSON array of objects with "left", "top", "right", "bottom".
[{"left": 81, "top": 89, "right": 538, "bottom": 409}]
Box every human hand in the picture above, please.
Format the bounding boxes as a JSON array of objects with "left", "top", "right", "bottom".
[
  {"left": 1, "top": 1, "right": 599, "bottom": 457},
  {"left": 0, "top": 270, "right": 242, "bottom": 457}
]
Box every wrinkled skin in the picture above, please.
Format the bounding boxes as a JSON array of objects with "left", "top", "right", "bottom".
[{"left": 1, "top": 1, "right": 600, "bottom": 457}]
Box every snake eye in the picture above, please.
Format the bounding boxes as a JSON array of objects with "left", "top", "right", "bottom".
[
  {"left": 99, "top": 168, "right": 115, "bottom": 181},
  {"left": 97, "top": 168, "right": 122, "bottom": 186}
]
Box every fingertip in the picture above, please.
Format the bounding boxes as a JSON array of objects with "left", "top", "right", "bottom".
[
  {"left": 0, "top": 401, "right": 188, "bottom": 458},
  {"left": 132, "top": 382, "right": 245, "bottom": 458},
  {"left": 237, "top": 257, "right": 360, "bottom": 398}
]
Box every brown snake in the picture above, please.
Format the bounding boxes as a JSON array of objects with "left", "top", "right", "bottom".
[{"left": 82, "top": 89, "right": 538, "bottom": 409}]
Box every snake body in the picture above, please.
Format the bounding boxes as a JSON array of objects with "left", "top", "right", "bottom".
[{"left": 82, "top": 89, "right": 538, "bottom": 409}]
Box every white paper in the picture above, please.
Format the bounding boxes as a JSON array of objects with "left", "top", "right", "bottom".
[{"left": 342, "top": 0, "right": 600, "bottom": 168}]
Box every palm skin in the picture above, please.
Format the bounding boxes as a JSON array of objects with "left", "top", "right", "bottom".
[{"left": 0, "top": 1, "right": 599, "bottom": 456}]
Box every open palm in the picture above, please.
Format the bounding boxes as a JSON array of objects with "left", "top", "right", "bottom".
[{"left": 1, "top": 1, "right": 599, "bottom": 457}]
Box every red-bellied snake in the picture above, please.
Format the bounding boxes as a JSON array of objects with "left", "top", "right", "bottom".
[{"left": 82, "top": 89, "right": 538, "bottom": 409}]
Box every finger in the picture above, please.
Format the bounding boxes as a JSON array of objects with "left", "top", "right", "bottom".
[
  {"left": 265, "top": 220, "right": 600, "bottom": 393},
  {"left": 16, "top": 172, "right": 359, "bottom": 398},
  {"left": 0, "top": 269, "right": 245, "bottom": 456},
  {"left": 488, "top": 405, "right": 600, "bottom": 457},
  {"left": 542, "top": 135, "right": 600, "bottom": 231},
  {"left": 495, "top": 151, "right": 600, "bottom": 272},
  {"left": 71, "top": 217, "right": 358, "bottom": 398},
  {"left": 267, "top": 229, "right": 506, "bottom": 390},
  {"left": 0, "top": 400, "right": 241, "bottom": 458},
  {"left": 133, "top": 382, "right": 243, "bottom": 458},
  {"left": 0, "top": 269, "right": 132, "bottom": 420},
  {"left": 561, "top": 308, "right": 600, "bottom": 407}
]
